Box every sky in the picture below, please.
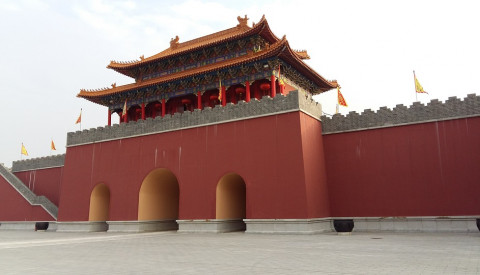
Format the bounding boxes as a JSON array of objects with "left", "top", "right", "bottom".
[{"left": 1, "top": 0, "right": 479, "bottom": 167}]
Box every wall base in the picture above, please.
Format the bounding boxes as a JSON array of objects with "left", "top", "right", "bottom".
[
  {"left": 244, "top": 218, "right": 332, "bottom": 234},
  {"left": 0, "top": 221, "right": 57, "bottom": 231},
  {"left": 177, "top": 219, "right": 246, "bottom": 233},
  {"left": 0, "top": 222, "right": 36, "bottom": 231},
  {"left": 347, "top": 216, "right": 479, "bottom": 232},
  {"left": 107, "top": 220, "right": 178, "bottom": 233},
  {"left": 56, "top": 221, "right": 108, "bottom": 232},
  {"left": 4, "top": 217, "right": 476, "bottom": 233}
]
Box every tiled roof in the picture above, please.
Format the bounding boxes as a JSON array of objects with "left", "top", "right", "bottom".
[
  {"left": 78, "top": 36, "right": 337, "bottom": 101},
  {"left": 107, "top": 15, "right": 278, "bottom": 73},
  {"left": 294, "top": 50, "right": 310, "bottom": 60}
]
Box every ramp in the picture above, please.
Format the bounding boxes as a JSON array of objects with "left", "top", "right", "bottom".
[{"left": 0, "top": 164, "right": 58, "bottom": 219}]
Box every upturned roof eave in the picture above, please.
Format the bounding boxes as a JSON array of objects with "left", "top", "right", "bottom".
[
  {"left": 279, "top": 44, "right": 337, "bottom": 93},
  {"left": 79, "top": 37, "right": 336, "bottom": 103},
  {"left": 79, "top": 37, "right": 288, "bottom": 100}
]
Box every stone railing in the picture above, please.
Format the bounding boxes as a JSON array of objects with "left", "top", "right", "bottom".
[
  {"left": 67, "top": 90, "right": 323, "bottom": 146},
  {"left": 0, "top": 164, "right": 58, "bottom": 219},
  {"left": 12, "top": 154, "right": 65, "bottom": 172},
  {"left": 322, "top": 94, "right": 480, "bottom": 134}
]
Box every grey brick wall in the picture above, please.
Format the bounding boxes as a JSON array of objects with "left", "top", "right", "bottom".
[
  {"left": 12, "top": 154, "right": 66, "bottom": 172},
  {"left": 67, "top": 90, "right": 323, "bottom": 147},
  {"left": 322, "top": 94, "right": 480, "bottom": 134}
]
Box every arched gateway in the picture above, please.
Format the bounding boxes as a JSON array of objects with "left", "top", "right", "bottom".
[
  {"left": 88, "top": 183, "right": 110, "bottom": 222},
  {"left": 216, "top": 173, "right": 246, "bottom": 231},
  {"left": 138, "top": 168, "right": 179, "bottom": 221},
  {"left": 86, "top": 183, "right": 110, "bottom": 232}
]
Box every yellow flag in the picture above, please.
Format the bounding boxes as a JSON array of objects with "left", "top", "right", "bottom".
[
  {"left": 123, "top": 99, "right": 127, "bottom": 117},
  {"left": 278, "top": 65, "right": 284, "bottom": 86},
  {"left": 414, "top": 75, "right": 428, "bottom": 94},
  {"left": 76, "top": 109, "right": 82, "bottom": 124},
  {"left": 218, "top": 78, "right": 222, "bottom": 102},
  {"left": 21, "top": 143, "right": 28, "bottom": 156},
  {"left": 337, "top": 86, "right": 348, "bottom": 107},
  {"left": 51, "top": 140, "right": 56, "bottom": 151}
]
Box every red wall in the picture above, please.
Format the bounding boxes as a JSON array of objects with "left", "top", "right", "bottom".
[
  {"left": 58, "top": 112, "right": 329, "bottom": 221},
  {"left": 0, "top": 176, "right": 55, "bottom": 221},
  {"left": 324, "top": 117, "right": 480, "bottom": 217},
  {"left": 14, "top": 167, "right": 63, "bottom": 206},
  {"left": 300, "top": 113, "right": 331, "bottom": 218}
]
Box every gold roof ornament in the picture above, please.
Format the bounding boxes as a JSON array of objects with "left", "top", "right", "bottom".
[
  {"left": 237, "top": 15, "right": 249, "bottom": 28},
  {"left": 170, "top": 35, "right": 179, "bottom": 50}
]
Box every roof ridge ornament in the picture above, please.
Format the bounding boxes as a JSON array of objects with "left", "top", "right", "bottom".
[
  {"left": 237, "top": 15, "right": 249, "bottom": 29},
  {"left": 109, "top": 60, "right": 137, "bottom": 65},
  {"left": 79, "top": 86, "right": 111, "bottom": 93},
  {"left": 293, "top": 49, "right": 310, "bottom": 60},
  {"left": 170, "top": 35, "right": 180, "bottom": 50}
]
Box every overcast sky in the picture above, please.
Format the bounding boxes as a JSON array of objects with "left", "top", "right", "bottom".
[{"left": 1, "top": 0, "right": 479, "bottom": 167}]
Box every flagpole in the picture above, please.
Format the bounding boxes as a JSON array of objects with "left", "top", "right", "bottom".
[
  {"left": 413, "top": 70, "right": 418, "bottom": 102},
  {"left": 80, "top": 108, "right": 82, "bottom": 131}
]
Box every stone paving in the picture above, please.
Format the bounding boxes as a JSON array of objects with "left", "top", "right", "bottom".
[{"left": 0, "top": 230, "right": 479, "bottom": 274}]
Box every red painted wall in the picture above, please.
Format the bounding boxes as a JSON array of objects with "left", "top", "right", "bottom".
[
  {"left": 58, "top": 112, "right": 328, "bottom": 221},
  {"left": 14, "top": 167, "right": 63, "bottom": 206},
  {"left": 0, "top": 176, "right": 54, "bottom": 221},
  {"left": 299, "top": 112, "right": 331, "bottom": 218},
  {"left": 324, "top": 117, "right": 480, "bottom": 217}
]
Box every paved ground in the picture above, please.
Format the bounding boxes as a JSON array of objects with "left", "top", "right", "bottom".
[{"left": 0, "top": 230, "right": 479, "bottom": 274}]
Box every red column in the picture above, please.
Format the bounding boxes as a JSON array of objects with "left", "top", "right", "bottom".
[
  {"left": 107, "top": 109, "right": 111, "bottom": 126},
  {"left": 123, "top": 111, "right": 128, "bottom": 123},
  {"left": 271, "top": 74, "right": 276, "bottom": 98},
  {"left": 197, "top": 91, "right": 202, "bottom": 110},
  {"left": 141, "top": 103, "right": 145, "bottom": 120},
  {"left": 221, "top": 86, "right": 226, "bottom": 107},
  {"left": 161, "top": 99, "right": 166, "bottom": 117},
  {"left": 245, "top": 81, "right": 250, "bottom": 102}
]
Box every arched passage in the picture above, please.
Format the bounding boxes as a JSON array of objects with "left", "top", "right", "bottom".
[
  {"left": 88, "top": 183, "right": 110, "bottom": 221},
  {"left": 138, "top": 168, "right": 179, "bottom": 221},
  {"left": 216, "top": 173, "right": 246, "bottom": 220}
]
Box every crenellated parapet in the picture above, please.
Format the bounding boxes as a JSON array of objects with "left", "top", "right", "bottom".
[
  {"left": 12, "top": 154, "right": 66, "bottom": 172},
  {"left": 322, "top": 94, "right": 480, "bottom": 134},
  {"left": 67, "top": 90, "right": 322, "bottom": 147}
]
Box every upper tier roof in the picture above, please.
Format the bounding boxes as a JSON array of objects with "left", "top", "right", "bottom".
[
  {"left": 108, "top": 15, "right": 280, "bottom": 77},
  {"left": 78, "top": 36, "right": 337, "bottom": 103}
]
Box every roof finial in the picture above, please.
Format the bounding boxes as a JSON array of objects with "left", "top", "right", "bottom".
[
  {"left": 170, "top": 35, "right": 180, "bottom": 49},
  {"left": 237, "top": 15, "right": 249, "bottom": 28}
]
